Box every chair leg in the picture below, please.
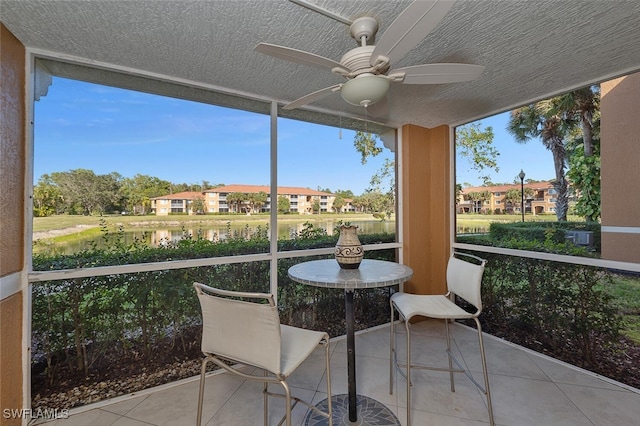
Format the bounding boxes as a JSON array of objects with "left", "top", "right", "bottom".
[
  {"left": 280, "top": 381, "right": 292, "bottom": 426},
  {"left": 324, "top": 340, "right": 333, "bottom": 426},
  {"left": 405, "top": 319, "right": 412, "bottom": 426},
  {"left": 445, "top": 319, "right": 456, "bottom": 392},
  {"left": 263, "top": 371, "right": 269, "bottom": 426},
  {"left": 474, "top": 318, "right": 495, "bottom": 426},
  {"left": 196, "top": 357, "right": 209, "bottom": 426},
  {"left": 389, "top": 301, "right": 395, "bottom": 395}
]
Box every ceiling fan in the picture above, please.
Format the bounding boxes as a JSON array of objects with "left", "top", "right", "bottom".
[{"left": 255, "top": 0, "right": 484, "bottom": 111}]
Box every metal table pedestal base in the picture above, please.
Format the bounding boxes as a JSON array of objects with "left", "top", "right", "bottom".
[{"left": 303, "top": 394, "right": 401, "bottom": 426}]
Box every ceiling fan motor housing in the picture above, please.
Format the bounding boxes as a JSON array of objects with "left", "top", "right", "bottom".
[
  {"left": 340, "top": 46, "right": 378, "bottom": 76},
  {"left": 350, "top": 16, "right": 378, "bottom": 42}
]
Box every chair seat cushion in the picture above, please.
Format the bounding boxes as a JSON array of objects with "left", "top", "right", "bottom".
[
  {"left": 280, "top": 325, "right": 327, "bottom": 377},
  {"left": 391, "top": 292, "right": 474, "bottom": 320}
]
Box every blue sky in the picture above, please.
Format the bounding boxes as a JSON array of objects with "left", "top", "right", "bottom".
[
  {"left": 457, "top": 112, "right": 555, "bottom": 187},
  {"left": 34, "top": 77, "right": 554, "bottom": 194}
]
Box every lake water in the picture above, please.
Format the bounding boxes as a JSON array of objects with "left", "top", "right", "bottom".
[
  {"left": 38, "top": 219, "right": 399, "bottom": 255},
  {"left": 35, "top": 219, "right": 491, "bottom": 255}
]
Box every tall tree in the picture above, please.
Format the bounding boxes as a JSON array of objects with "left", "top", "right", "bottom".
[
  {"left": 507, "top": 101, "right": 571, "bottom": 221},
  {"left": 555, "top": 87, "right": 599, "bottom": 157},
  {"left": 567, "top": 112, "right": 601, "bottom": 222},
  {"left": 353, "top": 131, "right": 382, "bottom": 165},
  {"left": 189, "top": 195, "right": 205, "bottom": 215},
  {"left": 226, "top": 192, "right": 248, "bottom": 213},
  {"left": 332, "top": 195, "right": 345, "bottom": 213},
  {"left": 50, "top": 169, "right": 122, "bottom": 215},
  {"left": 456, "top": 123, "right": 500, "bottom": 184},
  {"left": 277, "top": 195, "right": 290, "bottom": 214},
  {"left": 466, "top": 190, "right": 491, "bottom": 214},
  {"left": 33, "top": 174, "right": 63, "bottom": 216},
  {"left": 120, "top": 174, "right": 172, "bottom": 215},
  {"left": 248, "top": 191, "right": 268, "bottom": 213}
]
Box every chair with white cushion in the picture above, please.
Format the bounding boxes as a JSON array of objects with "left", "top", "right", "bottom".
[
  {"left": 194, "top": 282, "right": 332, "bottom": 426},
  {"left": 389, "top": 252, "right": 494, "bottom": 426}
]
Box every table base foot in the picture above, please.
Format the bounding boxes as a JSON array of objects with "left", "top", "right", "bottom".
[{"left": 304, "top": 394, "right": 400, "bottom": 426}]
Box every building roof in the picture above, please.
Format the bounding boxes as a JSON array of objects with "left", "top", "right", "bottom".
[
  {"left": 204, "top": 184, "right": 332, "bottom": 196},
  {"left": 462, "top": 182, "right": 553, "bottom": 194},
  {"left": 151, "top": 191, "right": 204, "bottom": 201}
]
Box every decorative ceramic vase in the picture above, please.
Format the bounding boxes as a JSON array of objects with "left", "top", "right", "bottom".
[{"left": 335, "top": 225, "right": 364, "bottom": 269}]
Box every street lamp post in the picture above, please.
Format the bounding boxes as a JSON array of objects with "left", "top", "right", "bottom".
[{"left": 519, "top": 169, "right": 526, "bottom": 222}]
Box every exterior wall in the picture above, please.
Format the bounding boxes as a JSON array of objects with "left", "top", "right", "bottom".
[
  {"left": 0, "top": 23, "right": 26, "bottom": 425},
  {"left": 601, "top": 74, "right": 640, "bottom": 263},
  {"left": 401, "top": 124, "right": 451, "bottom": 295},
  {"left": 153, "top": 188, "right": 337, "bottom": 215},
  {"left": 459, "top": 182, "right": 557, "bottom": 215}
]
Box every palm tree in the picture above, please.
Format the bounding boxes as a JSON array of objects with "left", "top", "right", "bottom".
[
  {"left": 507, "top": 101, "right": 571, "bottom": 221},
  {"left": 555, "top": 87, "right": 599, "bottom": 157}
]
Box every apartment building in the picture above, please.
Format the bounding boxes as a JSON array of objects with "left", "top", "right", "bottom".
[
  {"left": 151, "top": 184, "right": 352, "bottom": 215},
  {"left": 458, "top": 181, "right": 559, "bottom": 215}
]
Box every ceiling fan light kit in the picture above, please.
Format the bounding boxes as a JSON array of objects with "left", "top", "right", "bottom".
[
  {"left": 256, "top": 0, "right": 483, "bottom": 113},
  {"left": 341, "top": 74, "right": 389, "bottom": 107}
]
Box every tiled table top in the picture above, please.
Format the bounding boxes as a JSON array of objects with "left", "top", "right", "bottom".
[{"left": 288, "top": 259, "right": 413, "bottom": 289}]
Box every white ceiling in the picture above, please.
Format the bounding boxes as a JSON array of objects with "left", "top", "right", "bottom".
[{"left": 3, "top": 0, "right": 640, "bottom": 131}]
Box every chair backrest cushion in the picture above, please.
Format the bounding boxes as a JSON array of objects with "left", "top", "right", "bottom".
[
  {"left": 196, "top": 287, "right": 282, "bottom": 374},
  {"left": 446, "top": 256, "right": 485, "bottom": 311}
]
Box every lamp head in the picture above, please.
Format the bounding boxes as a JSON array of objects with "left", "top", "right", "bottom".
[{"left": 518, "top": 169, "right": 526, "bottom": 181}]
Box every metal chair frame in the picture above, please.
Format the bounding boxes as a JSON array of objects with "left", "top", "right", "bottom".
[
  {"left": 389, "top": 252, "right": 494, "bottom": 426},
  {"left": 194, "top": 283, "right": 333, "bottom": 426}
]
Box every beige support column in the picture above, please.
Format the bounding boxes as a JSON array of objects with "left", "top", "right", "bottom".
[
  {"left": 401, "top": 124, "right": 451, "bottom": 295},
  {"left": 600, "top": 74, "right": 640, "bottom": 263},
  {"left": 0, "top": 23, "right": 26, "bottom": 425}
]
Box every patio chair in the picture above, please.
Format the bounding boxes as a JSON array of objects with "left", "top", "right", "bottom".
[
  {"left": 194, "top": 282, "right": 332, "bottom": 426},
  {"left": 389, "top": 252, "right": 494, "bottom": 426}
]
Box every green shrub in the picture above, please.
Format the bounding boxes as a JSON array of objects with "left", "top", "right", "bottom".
[
  {"left": 459, "top": 239, "right": 622, "bottom": 368},
  {"left": 31, "top": 222, "right": 396, "bottom": 388},
  {"left": 486, "top": 221, "right": 601, "bottom": 252}
]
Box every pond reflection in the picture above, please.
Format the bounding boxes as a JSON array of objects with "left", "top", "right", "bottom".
[{"left": 35, "top": 220, "right": 399, "bottom": 255}]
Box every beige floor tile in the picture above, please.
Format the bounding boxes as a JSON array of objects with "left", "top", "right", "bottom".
[
  {"left": 557, "top": 382, "right": 640, "bottom": 426},
  {"left": 99, "top": 394, "right": 148, "bottom": 416},
  {"left": 489, "top": 374, "right": 591, "bottom": 426},
  {"left": 125, "top": 372, "right": 243, "bottom": 426},
  {"left": 528, "top": 351, "right": 630, "bottom": 390},
  {"left": 44, "top": 408, "right": 122, "bottom": 426},
  {"left": 111, "top": 416, "right": 156, "bottom": 426},
  {"left": 401, "top": 369, "right": 493, "bottom": 422},
  {"left": 206, "top": 379, "right": 312, "bottom": 425}
]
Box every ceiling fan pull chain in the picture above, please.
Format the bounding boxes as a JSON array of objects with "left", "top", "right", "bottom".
[{"left": 365, "top": 108, "right": 369, "bottom": 135}]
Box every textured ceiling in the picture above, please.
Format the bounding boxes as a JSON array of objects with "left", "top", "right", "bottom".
[{"left": 3, "top": 0, "right": 640, "bottom": 130}]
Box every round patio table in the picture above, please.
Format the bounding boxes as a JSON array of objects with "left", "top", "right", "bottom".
[{"left": 288, "top": 258, "right": 413, "bottom": 425}]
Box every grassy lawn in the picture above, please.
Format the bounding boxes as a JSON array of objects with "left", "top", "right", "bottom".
[
  {"left": 609, "top": 274, "right": 640, "bottom": 343},
  {"left": 456, "top": 213, "right": 584, "bottom": 231}
]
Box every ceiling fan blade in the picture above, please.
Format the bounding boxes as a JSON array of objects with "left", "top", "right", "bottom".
[
  {"left": 283, "top": 84, "right": 342, "bottom": 110},
  {"left": 288, "top": 0, "right": 353, "bottom": 25},
  {"left": 391, "top": 63, "right": 484, "bottom": 84},
  {"left": 255, "top": 43, "right": 349, "bottom": 74},
  {"left": 371, "top": 0, "right": 455, "bottom": 66}
]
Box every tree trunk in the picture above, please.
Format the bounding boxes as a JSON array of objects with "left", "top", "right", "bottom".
[
  {"left": 581, "top": 115, "right": 594, "bottom": 157},
  {"left": 549, "top": 136, "right": 568, "bottom": 221}
]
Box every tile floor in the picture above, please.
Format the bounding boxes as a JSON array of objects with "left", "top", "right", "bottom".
[{"left": 36, "top": 321, "right": 640, "bottom": 426}]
